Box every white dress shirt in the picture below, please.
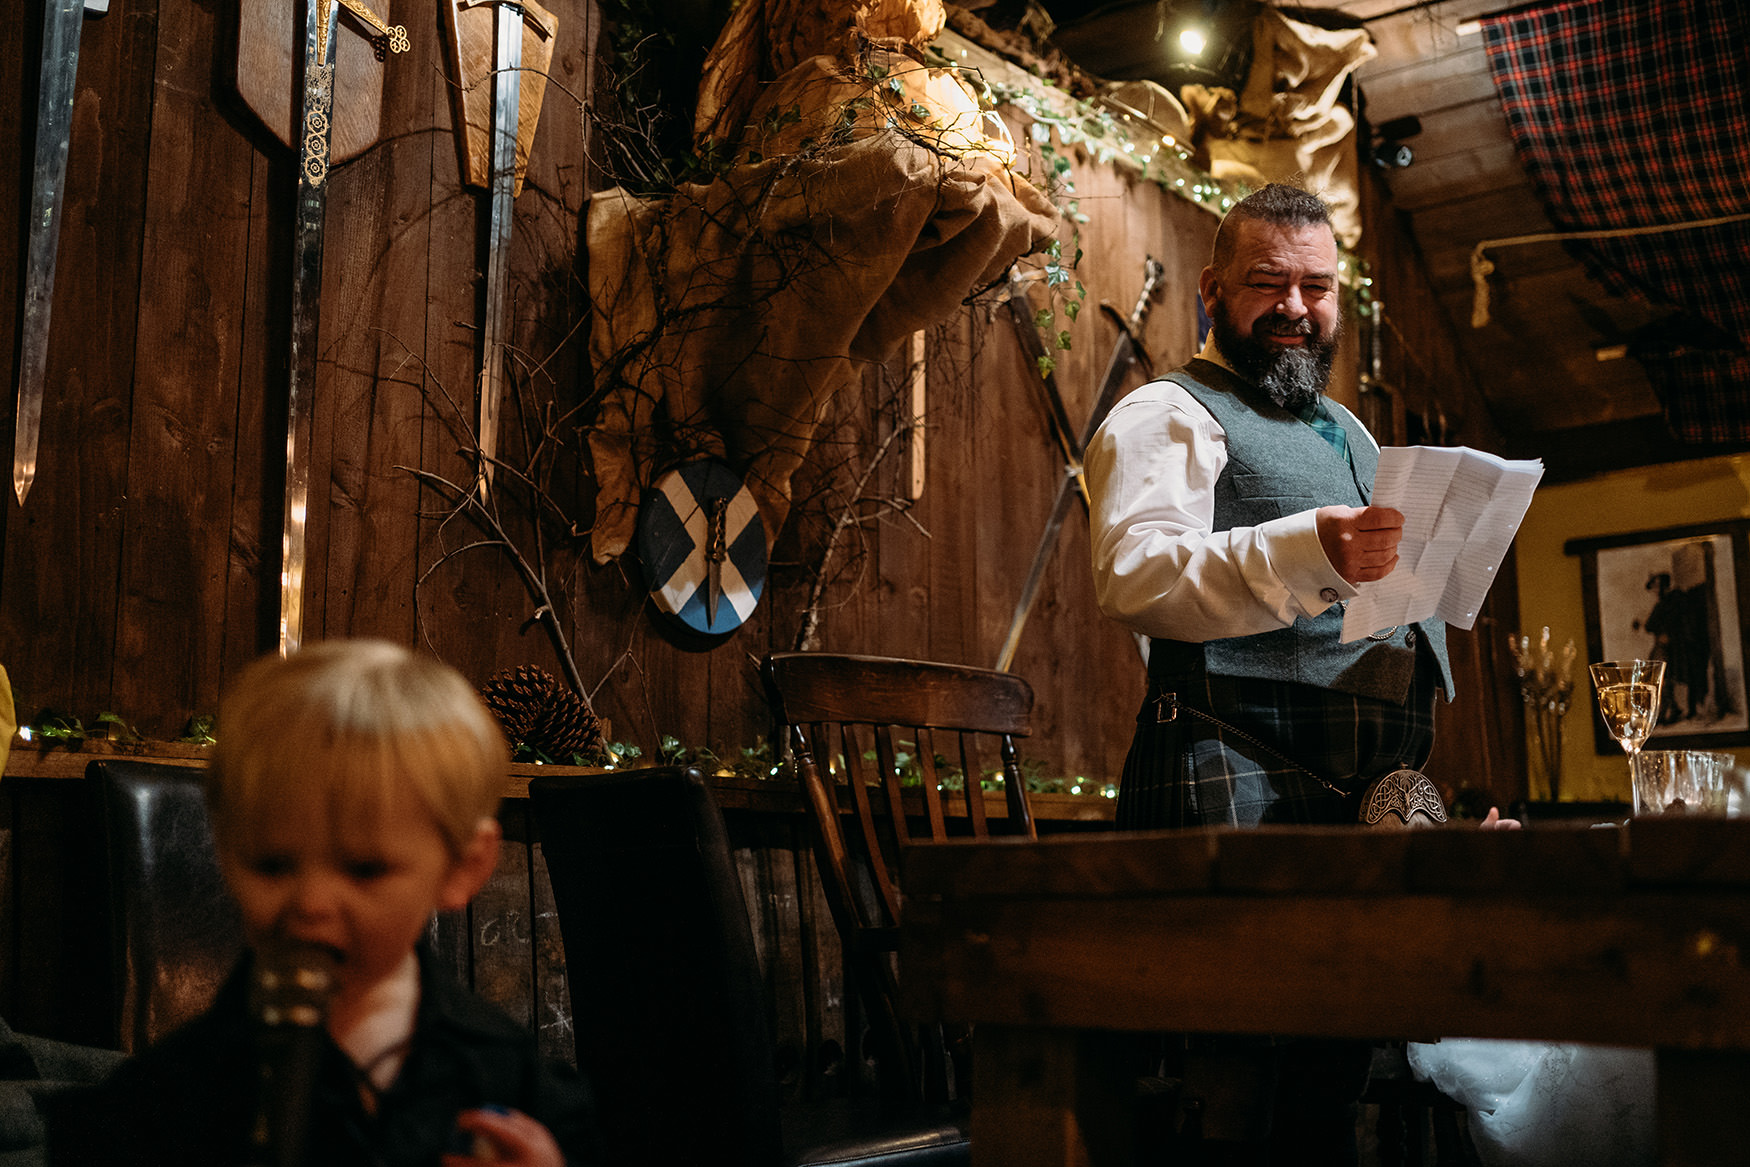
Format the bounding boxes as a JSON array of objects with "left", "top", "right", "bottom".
[
  {"left": 1085, "top": 339, "right": 1375, "bottom": 644},
  {"left": 334, "top": 950, "right": 420, "bottom": 1094}
]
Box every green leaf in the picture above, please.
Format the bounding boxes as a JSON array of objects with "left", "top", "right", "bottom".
[
  {"left": 1064, "top": 301, "right": 1081, "bottom": 321},
  {"left": 1033, "top": 308, "right": 1054, "bottom": 330},
  {"left": 1057, "top": 331, "right": 1073, "bottom": 351},
  {"left": 1036, "top": 354, "right": 1056, "bottom": 378}
]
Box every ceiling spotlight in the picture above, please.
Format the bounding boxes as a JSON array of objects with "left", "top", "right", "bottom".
[{"left": 1179, "top": 27, "right": 1207, "bottom": 56}]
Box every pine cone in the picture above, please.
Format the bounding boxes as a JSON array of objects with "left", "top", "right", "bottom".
[
  {"left": 479, "top": 664, "right": 554, "bottom": 746},
  {"left": 529, "top": 683, "right": 603, "bottom": 761}
]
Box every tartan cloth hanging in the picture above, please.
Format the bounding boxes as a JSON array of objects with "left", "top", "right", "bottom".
[{"left": 1481, "top": 0, "right": 1750, "bottom": 443}]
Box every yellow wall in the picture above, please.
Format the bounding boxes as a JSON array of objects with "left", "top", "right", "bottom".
[{"left": 1515, "top": 454, "right": 1750, "bottom": 801}]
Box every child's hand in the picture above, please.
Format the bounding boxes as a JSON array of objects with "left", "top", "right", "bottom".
[{"left": 442, "top": 1105, "right": 566, "bottom": 1167}]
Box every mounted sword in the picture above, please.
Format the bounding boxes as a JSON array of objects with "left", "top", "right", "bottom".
[
  {"left": 994, "top": 256, "right": 1164, "bottom": 672},
  {"left": 442, "top": 0, "right": 558, "bottom": 498},
  {"left": 13, "top": 0, "right": 112, "bottom": 506},
  {"left": 277, "top": 0, "right": 408, "bottom": 655}
]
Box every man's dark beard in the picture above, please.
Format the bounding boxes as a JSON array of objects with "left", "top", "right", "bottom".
[{"left": 1211, "top": 304, "right": 1341, "bottom": 411}]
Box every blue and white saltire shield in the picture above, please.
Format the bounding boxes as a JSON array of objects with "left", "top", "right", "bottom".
[{"left": 636, "top": 460, "right": 767, "bottom": 636}]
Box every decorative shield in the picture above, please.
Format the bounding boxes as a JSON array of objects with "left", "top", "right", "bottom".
[{"left": 636, "top": 460, "right": 767, "bottom": 636}]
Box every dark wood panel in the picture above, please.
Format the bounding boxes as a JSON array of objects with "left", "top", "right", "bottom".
[
  {"left": 924, "top": 310, "right": 981, "bottom": 667},
  {"left": 528, "top": 836, "right": 573, "bottom": 1065},
  {"left": 1356, "top": 43, "right": 1499, "bottom": 123},
  {"left": 112, "top": 0, "right": 257, "bottom": 737},
  {"left": 316, "top": 81, "right": 429, "bottom": 649},
  {"left": 899, "top": 331, "right": 942, "bottom": 659},
  {"left": 1409, "top": 186, "right": 1568, "bottom": 279},
  {"left": 474, "top": 799, "right": 536, "bottom": 1029},
  {"left": 1533, "top": 420, "right": 1750, "bottom": 484}
]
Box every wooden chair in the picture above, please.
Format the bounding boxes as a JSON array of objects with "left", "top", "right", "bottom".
[
  {"left": 527, "top": 766, "right": 968, "bottom": 1167},
  {"left": 760, "top": 652, "right": 1038, "bottom": 1108}
]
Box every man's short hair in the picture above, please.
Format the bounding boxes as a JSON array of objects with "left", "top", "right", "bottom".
[
  {"left": 1211, "top": 183, "right": 1336, "bottom": 273},
  {"left": 207, "top": 639, "right": 508, "bottom": 858}
]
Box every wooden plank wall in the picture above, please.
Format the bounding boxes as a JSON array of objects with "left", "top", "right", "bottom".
[{"left": 0, "top": 6, "right": 1528, "bottom": 820}]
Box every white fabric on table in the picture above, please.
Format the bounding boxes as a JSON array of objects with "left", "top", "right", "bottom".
[{"left": 1407, "top": 1038, "right": 1653, "bottom": 1167}]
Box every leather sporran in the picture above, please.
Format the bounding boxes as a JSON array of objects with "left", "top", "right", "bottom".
[{"left": 1357, "top": 768, "right": 1449, "bottom": 828}]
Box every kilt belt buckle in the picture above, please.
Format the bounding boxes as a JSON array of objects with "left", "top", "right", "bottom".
[{"left": 1152, "top": 690, "right": 1179, "bottom": 724}]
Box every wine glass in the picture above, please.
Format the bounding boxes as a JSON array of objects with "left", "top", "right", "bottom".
[{"left": 1589, "top": 660, "right": 1666, "bottom": 807}]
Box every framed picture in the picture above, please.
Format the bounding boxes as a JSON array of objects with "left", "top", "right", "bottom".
[{"left": 1567, "top": 519, "right": 1750, "bottom": 752}]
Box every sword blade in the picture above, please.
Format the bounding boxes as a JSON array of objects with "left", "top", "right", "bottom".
[
  {"left": 704, "top": 494, "right": 727, "bottom": 631},
  {"left": 280, "top": 0, "right": 341, "bottom": 655},
  {"left": 1077, "top": 256, "right": 1164, "bottom": 451},
  {"left": 994, "top": 467, "right": 1080, "bottom": 673},
  {"left": 475, "top": 2, "right": 523, "bottom": 496},
  {"left": 1000, "top": 274, "right": 1081, "bottom": 474},
  {"left": 13, "top": 0, "right": 88, "bottom": 506}
]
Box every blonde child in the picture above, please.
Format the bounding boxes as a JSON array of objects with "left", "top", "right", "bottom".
[{"left": 49, "top": 640, "right": 597, "bottom": 1165}]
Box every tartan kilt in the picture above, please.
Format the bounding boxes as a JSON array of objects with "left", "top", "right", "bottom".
[{"left": 1115, "top": 669, "right": 1439, "bottom": 830}]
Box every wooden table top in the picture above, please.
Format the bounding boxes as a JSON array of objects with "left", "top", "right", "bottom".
[{"left": 900, "top": 821, "right": 1750, "bottom": 1051}]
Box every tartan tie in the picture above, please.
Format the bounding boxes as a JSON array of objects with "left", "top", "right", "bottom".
[{"left": 1297, "top": 399, "right": 1350, "bottom": 464}]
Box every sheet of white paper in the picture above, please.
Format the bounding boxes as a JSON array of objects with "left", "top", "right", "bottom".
[{"left": 1341, "top": 446, "right": 1543, "bottom": 643}]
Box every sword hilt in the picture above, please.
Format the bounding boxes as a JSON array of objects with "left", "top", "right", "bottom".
[
  {"left": 460, "top": 0, "right": 558, "bottom": 40},
  {"left": 704, "top": 496, "right": 729, "bottom": 628},
  {"left": 336, "top": 0, "right": 409, "bottom": 53},
  {"left": 1128, "top": 256, "right": 1164, "bottom": 330}
]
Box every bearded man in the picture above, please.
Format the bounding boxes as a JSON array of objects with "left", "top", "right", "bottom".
[
  {"left": 1088, "top": 182, "right": 1454, "bottom": 833},
  {"left": 1085, "top": 183, "right": 1457, "bottom": 1164}
]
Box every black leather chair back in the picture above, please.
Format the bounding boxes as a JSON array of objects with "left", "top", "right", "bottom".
[
  {"left": 529, "top": 766, "right": 787, "bottom": 1167},
  {"left": 88, "top": 759, "right": 244, "bottom": 1052}
]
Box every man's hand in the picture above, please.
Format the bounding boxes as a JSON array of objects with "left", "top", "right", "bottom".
[{"left": 1315, "top": 505, "right": 1403, "bottom": 584}]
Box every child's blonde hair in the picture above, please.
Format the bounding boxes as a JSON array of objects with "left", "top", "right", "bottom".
[{"left": 207, "top": 640, "right": 508, "bottom": 857}]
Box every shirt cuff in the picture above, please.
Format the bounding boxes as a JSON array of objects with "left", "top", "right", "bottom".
[{"left": 1270, "top": 509, "right": 1357, "bottom": 614}]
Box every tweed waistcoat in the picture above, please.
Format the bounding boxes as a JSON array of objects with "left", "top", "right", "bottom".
[{"left": 1146, "top": 359, "right": 1453, "bottom": 703}]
